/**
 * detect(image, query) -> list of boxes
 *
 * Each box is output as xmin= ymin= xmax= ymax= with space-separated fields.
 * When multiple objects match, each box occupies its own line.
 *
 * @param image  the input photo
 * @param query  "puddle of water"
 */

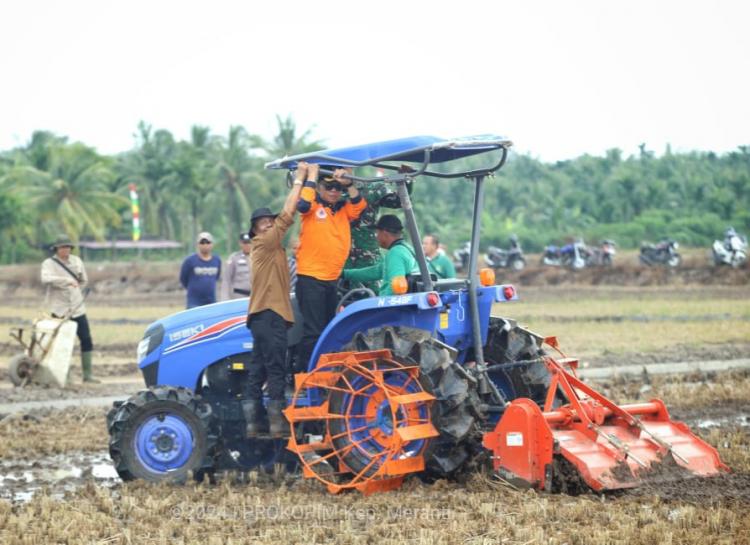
xmin=695 ymin=414 xmax=750 ymax=429
xmin=0 ymin=451 xmax=120 ymax=503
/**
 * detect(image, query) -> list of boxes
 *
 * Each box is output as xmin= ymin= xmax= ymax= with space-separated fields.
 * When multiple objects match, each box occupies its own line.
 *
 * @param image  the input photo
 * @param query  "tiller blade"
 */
xmin=483 ymin=353 xmax=728 ymax=492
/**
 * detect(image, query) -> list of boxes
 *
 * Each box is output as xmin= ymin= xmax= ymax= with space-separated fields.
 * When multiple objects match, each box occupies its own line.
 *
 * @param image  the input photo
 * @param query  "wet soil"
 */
xmin=0 ymin=451 xmax=119 ymax=502
xmin=670 ymin=404 xmax=750 ymax=430
xmin=0 ymin=379 xmax=140 ymax=405
xmin=623 ymin=470 xmax=750 ymax=505
xmin=585 ymin=342 xmax=750 ymax=368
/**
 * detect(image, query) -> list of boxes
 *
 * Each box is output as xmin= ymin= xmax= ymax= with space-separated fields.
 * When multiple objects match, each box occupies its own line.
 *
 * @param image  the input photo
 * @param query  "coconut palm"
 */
xmin=264 ymin=114 xmax=325 ymax=158
xmin=3 ymin=141 xmax=126 ymax=243
xmin=117 ymin=123 xmax=184 ymax=240
xmin=203 ymin=125 xmax=260 ymax=253
xmin=172 ymin=125 xmax=219 ymax=242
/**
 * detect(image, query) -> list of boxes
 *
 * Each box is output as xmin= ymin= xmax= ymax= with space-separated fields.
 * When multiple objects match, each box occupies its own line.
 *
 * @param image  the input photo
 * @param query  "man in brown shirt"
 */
xmin=243 ymin=162 xmax=308 ymax=438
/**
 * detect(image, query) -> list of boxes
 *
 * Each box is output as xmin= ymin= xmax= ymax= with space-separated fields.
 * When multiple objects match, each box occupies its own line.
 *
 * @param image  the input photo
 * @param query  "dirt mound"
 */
xmin=503 ymin=262 xmax=750 ymax=286
xmin=1 ymin=259 xmax=748 ymax=296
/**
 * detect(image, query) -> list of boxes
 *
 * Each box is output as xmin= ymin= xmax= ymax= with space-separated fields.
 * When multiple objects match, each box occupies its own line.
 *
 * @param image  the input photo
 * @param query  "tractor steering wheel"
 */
xmin=336 ymin=278 xmax=376 ymax=311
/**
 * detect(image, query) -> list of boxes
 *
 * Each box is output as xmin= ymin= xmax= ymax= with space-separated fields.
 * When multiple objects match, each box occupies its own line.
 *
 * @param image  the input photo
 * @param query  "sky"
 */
xmin=1 ymin=0 xmax=748 ymax=161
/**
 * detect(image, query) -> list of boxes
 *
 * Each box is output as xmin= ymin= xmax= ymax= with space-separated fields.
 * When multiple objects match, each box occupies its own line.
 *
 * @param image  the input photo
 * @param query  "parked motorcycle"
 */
xmin=453 ymin=241 xmax=471 ymax=273
xmin=587 ymin=239 xmax=617 ymax=267
xmin=541 ymin=240 xmax=590 ymax=270
xmin=484 ymin=244 xmax=526 ymax=271
xmin=640 ymin=240 xmax=681 ymax=267
xmin=712 ymin=228 xmax=748 ymax=268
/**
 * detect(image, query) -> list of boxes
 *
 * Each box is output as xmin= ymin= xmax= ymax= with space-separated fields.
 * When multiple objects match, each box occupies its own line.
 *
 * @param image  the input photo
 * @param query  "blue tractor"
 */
xmin=107 ymin=136 xmax=550 ymax=485
xmin=108 ymin=136 xmax=724 ymax=493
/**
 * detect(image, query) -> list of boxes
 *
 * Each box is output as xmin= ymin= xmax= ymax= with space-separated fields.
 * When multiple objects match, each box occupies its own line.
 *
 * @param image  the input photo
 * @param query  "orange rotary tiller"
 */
xmin=284 ymin=350 xmax=439 ymax=495
xmin=483 ymin=338 xmax=728 ymax=492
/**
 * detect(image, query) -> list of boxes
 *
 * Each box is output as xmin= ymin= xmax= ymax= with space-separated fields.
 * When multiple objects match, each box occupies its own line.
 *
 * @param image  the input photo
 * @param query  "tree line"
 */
xmin=1 ymin=119 xmax=748 ymax=264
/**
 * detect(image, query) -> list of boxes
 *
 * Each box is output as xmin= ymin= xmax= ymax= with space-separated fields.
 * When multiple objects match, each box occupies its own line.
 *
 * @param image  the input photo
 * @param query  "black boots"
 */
xmin=242 ymin=400 xmax=264 ymax=438
xmin=243 ymin=400 xmax=289 ymax=438
xmin=267 ymin=400 xmax=290 ymax=438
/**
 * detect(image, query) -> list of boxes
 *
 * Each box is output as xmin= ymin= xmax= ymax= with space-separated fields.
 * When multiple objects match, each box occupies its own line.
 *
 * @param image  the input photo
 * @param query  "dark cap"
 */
xmin=370 ymin=214 xmax=403 ymax=234
xmin=249 ymin=207 xmax=278 ymax=237
xmin=239 ymin=232 xmax=252 ymax=242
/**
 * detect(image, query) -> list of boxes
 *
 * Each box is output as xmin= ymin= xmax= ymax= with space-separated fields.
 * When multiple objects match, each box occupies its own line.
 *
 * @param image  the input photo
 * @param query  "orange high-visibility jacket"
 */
xmin=296 ymin=186 xmax=367 ymax=281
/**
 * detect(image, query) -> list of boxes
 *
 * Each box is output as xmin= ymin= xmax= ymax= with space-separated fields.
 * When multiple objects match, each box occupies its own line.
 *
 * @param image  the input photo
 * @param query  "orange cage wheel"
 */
xmin=284 ymin=350 xmax=439 ymax=494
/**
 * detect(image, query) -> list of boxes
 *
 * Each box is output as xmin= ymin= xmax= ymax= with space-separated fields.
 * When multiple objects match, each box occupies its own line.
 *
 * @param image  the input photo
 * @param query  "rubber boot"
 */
xmin=81 ymin=351 xmax=100 ymax=383
xmin=267 ymin=400 xmax=290 ymax=438
xmin=242 ymin=400 xmax=264 ymax=438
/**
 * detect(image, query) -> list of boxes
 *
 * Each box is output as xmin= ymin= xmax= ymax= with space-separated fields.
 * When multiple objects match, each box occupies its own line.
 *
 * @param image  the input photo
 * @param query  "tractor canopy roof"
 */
xmin=265 ymin=135 xmax=512 ymax=175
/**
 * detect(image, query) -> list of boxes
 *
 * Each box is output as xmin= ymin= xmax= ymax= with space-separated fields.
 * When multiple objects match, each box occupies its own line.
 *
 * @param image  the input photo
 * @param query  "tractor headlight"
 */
xmin=136 ymin=337 xmax=151 ymax=364
xmin=136 ymin=323 xmax=164 ymax=365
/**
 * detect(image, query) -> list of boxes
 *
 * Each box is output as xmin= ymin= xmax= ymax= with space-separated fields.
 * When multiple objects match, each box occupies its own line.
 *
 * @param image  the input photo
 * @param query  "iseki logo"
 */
xmin=169 ymin=324 xmax=205 ymax=343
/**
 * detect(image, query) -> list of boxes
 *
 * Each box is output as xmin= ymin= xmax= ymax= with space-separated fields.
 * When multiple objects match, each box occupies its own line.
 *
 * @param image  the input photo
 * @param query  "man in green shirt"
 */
xmin=342 ymin=215 xmax=418 ymax=296
xmin=423 ymin=234 xmax=456 ymax=279
xmin=345 ymin=178 xmax=411 ymax=292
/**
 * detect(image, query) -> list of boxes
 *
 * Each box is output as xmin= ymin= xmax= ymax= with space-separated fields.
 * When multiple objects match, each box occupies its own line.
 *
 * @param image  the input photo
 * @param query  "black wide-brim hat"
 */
xmin=249 ymin=207 xmax=278 ymax=237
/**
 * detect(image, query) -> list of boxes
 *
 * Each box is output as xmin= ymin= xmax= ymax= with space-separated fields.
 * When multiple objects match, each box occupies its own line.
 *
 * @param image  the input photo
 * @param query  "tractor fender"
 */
xmin=308 ymin=286 xmax=513 ymax=371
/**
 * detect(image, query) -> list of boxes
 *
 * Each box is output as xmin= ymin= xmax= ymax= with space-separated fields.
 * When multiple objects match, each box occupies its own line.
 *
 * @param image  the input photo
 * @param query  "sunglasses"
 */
xmin=199 ymin=240 xmax=212 ymax=245
xmin=323 ymin=182 xmax=344 ymax=192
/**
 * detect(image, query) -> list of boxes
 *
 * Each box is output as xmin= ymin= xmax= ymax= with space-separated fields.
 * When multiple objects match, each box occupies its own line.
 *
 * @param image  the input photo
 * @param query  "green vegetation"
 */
xmin=1 ymin=120 xmax=748 ymax=263
xmin=415 ymin=144 xmax=750 ymax=252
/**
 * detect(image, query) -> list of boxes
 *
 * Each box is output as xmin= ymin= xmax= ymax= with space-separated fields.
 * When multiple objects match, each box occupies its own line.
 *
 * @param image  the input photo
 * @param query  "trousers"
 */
xmin=295 ymin=274 xmax=338 ymax=372
xmin=245 ymin=309 xmax=287 ymax=401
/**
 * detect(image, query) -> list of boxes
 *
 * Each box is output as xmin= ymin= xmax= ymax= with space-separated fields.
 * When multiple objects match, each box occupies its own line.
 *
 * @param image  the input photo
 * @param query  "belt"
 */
xmin=234 ymin=288 xmax=250 ymax=296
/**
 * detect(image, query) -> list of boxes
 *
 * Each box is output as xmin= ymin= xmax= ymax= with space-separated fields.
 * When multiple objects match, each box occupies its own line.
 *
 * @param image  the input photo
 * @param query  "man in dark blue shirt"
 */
xmin=179 ymin=231 xmax=222 ymax=308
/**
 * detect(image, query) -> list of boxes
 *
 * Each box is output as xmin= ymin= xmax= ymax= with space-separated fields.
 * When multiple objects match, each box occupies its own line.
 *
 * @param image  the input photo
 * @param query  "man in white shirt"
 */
xmin=40 ymin=235 xmax=97 ymax=383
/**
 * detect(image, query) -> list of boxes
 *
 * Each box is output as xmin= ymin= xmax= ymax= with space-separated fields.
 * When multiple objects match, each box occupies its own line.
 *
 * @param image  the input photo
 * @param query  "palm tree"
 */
xmin=117 ymin=122 xmax=184 ymax=240
xmin=173 ymin=125 xmax=218 ymax=242
xmin=3 ymin=141 xmax=126 ymax=243
xmin=204 ymin=125 xmax=260 ymax=253
xmin=264 ymin=114 xmax=325 ymax=158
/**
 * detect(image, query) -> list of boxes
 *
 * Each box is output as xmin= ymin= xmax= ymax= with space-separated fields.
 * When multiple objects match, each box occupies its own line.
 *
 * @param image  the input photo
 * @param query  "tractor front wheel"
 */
xmin=108 ymin=386 xmax=216 ymax=483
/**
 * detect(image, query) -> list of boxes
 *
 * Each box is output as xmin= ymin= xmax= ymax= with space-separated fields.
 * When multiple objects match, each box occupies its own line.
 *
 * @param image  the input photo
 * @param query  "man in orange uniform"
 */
xmin=295 ymin=165 xmax=367 ymax=371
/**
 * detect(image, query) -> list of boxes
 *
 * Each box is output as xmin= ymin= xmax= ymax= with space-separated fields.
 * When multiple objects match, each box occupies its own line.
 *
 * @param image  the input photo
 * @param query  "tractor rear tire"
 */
xmin=343 ymin=327 xmax=482 ymax=478
xmin=326 ymin=355 xmax=433 ymax=479
xmin=484 ymin=316 xmax=561 ymax=409
xmin=8 ymin=354 xmax=36 ymax=387
xmin=108 ymin=386 xmax=216 ymax=483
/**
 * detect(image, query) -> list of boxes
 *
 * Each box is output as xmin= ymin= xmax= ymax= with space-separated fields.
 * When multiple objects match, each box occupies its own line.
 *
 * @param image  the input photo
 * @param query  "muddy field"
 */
xmin=0 ymin=267 xmax=748 ymax=544
xmin=0 ymin=370 xmax=748 ymax=544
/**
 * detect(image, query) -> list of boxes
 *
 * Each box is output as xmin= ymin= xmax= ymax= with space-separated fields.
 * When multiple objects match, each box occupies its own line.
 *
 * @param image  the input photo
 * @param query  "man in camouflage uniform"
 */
xmin=345 ymin=180 xmax=407 ymax=292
